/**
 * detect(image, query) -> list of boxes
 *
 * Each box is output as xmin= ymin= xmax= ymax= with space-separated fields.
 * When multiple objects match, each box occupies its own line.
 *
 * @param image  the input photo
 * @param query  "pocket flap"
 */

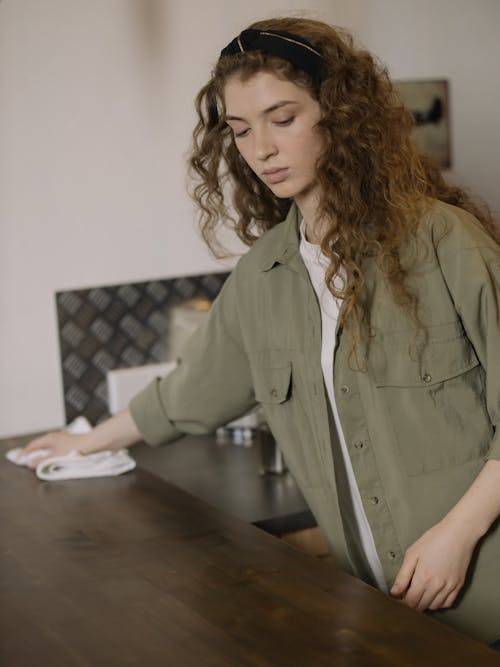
xmin=253 ymin=363 xmax=292 ymax=404
xmin=372 ymin=327 xmax=480 ymax=388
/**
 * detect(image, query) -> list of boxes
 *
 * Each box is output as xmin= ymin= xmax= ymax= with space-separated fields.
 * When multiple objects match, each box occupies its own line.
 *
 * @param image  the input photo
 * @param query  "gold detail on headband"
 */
xmin=260 ymin=31 xmax=323 ymax=58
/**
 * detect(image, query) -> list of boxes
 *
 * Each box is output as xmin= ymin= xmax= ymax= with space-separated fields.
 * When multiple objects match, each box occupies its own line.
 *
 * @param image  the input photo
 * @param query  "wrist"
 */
xmin=441 ymin=509 xmax=489 ymax=543
xmin=78 ymin=430 xmax=105 ymax=455
xmin=78 ymin=409 xmax=142 ymax=455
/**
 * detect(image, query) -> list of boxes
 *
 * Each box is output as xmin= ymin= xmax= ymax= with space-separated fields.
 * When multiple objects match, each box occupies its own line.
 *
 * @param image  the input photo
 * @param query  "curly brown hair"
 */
xmin=189 ymin=16 xmax=499 ymax=367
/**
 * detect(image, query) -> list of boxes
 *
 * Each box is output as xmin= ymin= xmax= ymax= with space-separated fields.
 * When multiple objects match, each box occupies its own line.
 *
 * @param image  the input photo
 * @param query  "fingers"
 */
xmin=22 ymin=433 xmax=54 ymax=454
xmin=440 ymin=588 xmax=460 ymax=609
xmin=398 ymin=578 xmax=462 ymax=612
xmin=16 ymin=431 xmax=84 ymax=470
xmin=425 ymin=585 xmax=460 ymax=610
xmin=13 ymin=433 xmax=58 ymax=469
xmin=390 ymin=553 xmax=417 ymax=597
xmin=392 ymin=557 xmax=448 ymax=611
xmin=26 ymin=452 xmax=51 ymax=470
xmin=411 ymin=580 xmax=446 ymax=612
xmin=413 ymin=587 xmax=459 ymax=611
xmin=397 ymin=577 xmax=427 ymax=610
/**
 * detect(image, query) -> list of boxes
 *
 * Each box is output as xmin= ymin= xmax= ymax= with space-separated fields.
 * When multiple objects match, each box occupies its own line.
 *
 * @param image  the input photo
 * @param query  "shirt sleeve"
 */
xmin=128 ymin=267 xmax=257 ymax=446
xmin=435 ymin=206 xmax=500 ymax=461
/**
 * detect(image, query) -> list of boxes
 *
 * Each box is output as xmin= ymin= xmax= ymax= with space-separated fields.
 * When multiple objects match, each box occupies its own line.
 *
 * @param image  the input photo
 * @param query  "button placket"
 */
xmin=334 ymin=333 xmax=403 ymax=581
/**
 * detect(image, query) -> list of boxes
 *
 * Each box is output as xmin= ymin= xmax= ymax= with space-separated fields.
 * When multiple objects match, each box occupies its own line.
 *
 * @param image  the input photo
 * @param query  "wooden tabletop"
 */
xmin=132 ymin=435 xmax=315 ymax=534
xmin=1 ymin=438 xmax=499 ymax=666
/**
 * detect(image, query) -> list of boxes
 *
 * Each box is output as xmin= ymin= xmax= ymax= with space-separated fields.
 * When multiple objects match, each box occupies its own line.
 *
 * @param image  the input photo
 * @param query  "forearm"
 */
xmin=442 ymin=458 xmax=500 ymax=539
xmin=79 ymin=409 xmax=143 ymax=454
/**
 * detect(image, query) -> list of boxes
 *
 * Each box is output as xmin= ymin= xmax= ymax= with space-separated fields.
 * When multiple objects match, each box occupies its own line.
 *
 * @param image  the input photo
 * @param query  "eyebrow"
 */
xmin=225 ymin=100 xmax=297 ymax=122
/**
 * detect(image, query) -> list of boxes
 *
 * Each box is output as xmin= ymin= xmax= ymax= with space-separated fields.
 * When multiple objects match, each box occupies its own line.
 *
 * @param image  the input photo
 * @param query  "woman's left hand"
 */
xmin=390 ymin=517 xmax=480 ymax=611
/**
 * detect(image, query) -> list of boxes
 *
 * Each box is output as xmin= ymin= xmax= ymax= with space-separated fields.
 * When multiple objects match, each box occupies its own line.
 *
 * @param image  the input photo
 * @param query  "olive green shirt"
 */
xmin=130 ymin=199 xmax=500 ymax=643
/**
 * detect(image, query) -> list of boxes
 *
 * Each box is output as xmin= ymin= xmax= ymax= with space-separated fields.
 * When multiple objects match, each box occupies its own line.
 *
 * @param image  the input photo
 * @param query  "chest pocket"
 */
xmin=253 ymin=363 xmax=292 ymax=405
xmin=371 ymin=322 xmax=492 ymax=476
xmin=249 ymin=356 xmax=326 ymax=488
xmin=372 ymin=323 xmax=479 ymax=388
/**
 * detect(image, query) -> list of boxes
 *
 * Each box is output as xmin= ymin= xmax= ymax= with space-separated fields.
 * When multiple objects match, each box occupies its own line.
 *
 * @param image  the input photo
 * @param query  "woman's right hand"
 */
xmin=16 ymin=430 xmax=93 ymax=469
xmin=15 ymin=409 xmax=143 ymax=471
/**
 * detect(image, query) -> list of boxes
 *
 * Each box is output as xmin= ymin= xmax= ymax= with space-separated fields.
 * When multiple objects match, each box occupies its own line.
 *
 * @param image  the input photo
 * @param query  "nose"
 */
xmin=254 ymin=127 xmax=277 ymax=161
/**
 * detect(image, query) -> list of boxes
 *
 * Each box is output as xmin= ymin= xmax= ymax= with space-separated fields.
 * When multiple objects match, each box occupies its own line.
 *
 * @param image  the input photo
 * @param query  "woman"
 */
xmin=18 ymin=17 xmax=500 ymax=647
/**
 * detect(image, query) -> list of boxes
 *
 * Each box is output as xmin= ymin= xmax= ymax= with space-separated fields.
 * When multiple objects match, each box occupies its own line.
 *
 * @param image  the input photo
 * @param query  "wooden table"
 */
xmin=132 ymin=435 xmax=315 ymax=535
xmin=1 ymin=436 xmax=499 ymax=666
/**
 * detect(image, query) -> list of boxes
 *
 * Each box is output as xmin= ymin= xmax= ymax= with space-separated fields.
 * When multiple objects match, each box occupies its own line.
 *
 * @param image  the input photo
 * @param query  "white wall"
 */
xmin=1 ymin=0 xmax=499 ymax=437
xmin=330 ymin=0 xmax=500 ymax=215
xmin=0 ymin=0 xmax=336 ymax=437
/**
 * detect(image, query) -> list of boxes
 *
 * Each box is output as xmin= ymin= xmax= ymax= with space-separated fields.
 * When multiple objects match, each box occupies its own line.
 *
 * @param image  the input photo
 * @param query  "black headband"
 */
xmin=219 ymin=29 xmax=326 ymax=82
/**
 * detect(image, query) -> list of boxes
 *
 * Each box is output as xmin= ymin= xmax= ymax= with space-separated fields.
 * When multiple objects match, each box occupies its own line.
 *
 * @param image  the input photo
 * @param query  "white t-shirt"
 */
xmin=299 ymin=219 xmax=387 ymax=592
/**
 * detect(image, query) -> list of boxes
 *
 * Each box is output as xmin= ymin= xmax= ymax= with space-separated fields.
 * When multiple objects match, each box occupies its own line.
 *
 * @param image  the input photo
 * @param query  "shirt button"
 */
xmin=422 ymin=374 xmax=432 ymax=383
xmin=354 ymin=441 xmax=364 ymax=449
xmin=370 ymin=496 xmax=379 ymax=505
xmin=270 ymin=387 xmax=278 ymax=398
xmin=340 ymin=385 xmax=350 ymax=394
xmin=387 ymin=551 xmax=397 ymax=560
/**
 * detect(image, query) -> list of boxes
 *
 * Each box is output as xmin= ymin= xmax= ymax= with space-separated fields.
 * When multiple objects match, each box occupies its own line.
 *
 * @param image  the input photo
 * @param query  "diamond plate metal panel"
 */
xmin=56 ymin=272 xmax=230 ymax=426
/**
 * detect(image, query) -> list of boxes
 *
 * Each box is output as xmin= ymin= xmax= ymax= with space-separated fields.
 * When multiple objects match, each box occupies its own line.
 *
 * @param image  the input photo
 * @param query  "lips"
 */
xmin=262 ymin=167 xmax=289 ymax=184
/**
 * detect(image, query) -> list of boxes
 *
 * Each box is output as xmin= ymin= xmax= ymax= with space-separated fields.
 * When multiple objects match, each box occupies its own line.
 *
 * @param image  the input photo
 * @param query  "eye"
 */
xmin=234 ymin=128 xmax=250 ymax=138
xmin=275 ymin=116 xmax=295 ymax=126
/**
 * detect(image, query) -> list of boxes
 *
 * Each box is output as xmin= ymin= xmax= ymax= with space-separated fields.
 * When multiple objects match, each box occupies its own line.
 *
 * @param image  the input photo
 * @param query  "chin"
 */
xmin=268 ymin=182 xmax=301 ymax=200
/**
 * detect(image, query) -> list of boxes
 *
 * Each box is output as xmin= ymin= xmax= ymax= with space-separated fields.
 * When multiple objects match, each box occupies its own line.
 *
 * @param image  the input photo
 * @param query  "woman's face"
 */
xmin=224 ymin=71 xmax=323 ymax=208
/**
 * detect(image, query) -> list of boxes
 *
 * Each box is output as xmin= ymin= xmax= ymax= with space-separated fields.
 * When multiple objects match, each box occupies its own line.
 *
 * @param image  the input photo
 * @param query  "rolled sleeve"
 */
xmin=128 ymin=267 xmax=257 ymax=446
xmin=129 ymin=377 xmax=184 ymax=446
xmin=488 ymin=426 xmax=500 ymax=461
xmin=435 ymin=207 xmax=500 ymax=461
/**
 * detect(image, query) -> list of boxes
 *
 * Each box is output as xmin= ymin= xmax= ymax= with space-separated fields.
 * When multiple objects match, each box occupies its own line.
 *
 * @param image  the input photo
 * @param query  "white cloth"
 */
xmin=6 ymin=416 xmax=136 ymax=481
xmin=299 ymin=220 xmax=387 ymax=592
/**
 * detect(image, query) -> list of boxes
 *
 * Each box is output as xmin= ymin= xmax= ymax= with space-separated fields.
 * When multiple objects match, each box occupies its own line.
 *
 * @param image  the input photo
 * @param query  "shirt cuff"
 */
xmin=128 ymin=378 xmax=184 ymax=447
xmin=486 ymin=427 xmax=500 ymax=462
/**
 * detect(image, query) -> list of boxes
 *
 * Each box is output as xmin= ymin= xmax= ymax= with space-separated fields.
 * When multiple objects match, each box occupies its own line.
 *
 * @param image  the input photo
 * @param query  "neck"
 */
xmin=294 ymin=188 xmax=335 ymax=244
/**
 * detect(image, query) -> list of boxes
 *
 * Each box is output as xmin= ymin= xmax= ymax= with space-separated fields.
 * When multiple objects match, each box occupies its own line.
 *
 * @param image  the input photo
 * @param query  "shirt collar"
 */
xmin=258 ymin=202 xmax=303 ymax=272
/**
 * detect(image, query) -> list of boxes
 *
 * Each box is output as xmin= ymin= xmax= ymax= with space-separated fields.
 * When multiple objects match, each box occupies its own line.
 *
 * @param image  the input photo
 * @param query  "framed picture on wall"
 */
xmin=394 ymin=79 xmax=451 ymax=169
